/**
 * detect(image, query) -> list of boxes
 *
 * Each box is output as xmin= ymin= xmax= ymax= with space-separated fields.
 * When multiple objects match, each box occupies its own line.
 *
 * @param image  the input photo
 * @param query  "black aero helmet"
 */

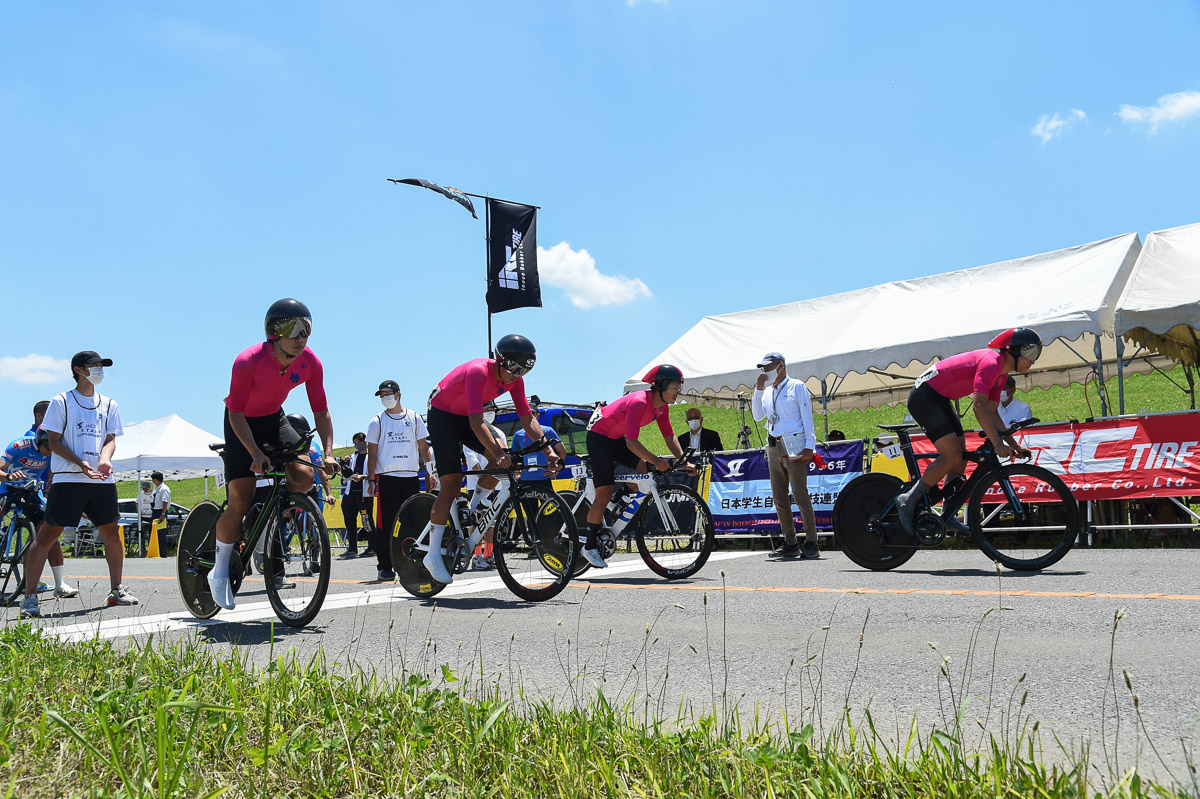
xmin=34 ymin=429 xmax=49 ymax=449
xmin=286 ymin=413 xmax=312 ymax=436
xmin=642 ymin=364 xmax=684 ymax=394
xmin=265 ymin=298 xmax=312 ymax=341
xmin=988 ymin=327 xmax=1043 ymax=363
xmin=495 ymin=334 xmax=536 ymax=377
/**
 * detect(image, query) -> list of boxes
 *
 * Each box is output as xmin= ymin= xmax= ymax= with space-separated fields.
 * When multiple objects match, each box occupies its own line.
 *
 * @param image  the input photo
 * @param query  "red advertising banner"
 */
xmin=909 ymin=411 xmax=1200 ymax=501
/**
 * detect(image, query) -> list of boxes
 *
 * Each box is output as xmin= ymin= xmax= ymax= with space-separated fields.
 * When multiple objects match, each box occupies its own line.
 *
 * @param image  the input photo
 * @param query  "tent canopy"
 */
xmin=628 ymin=232 xmax=1173 ymax=411
xmin=1116 ymin=222 xmax=1200 ymax=367
xmin=111 ymin=414 xmax=223 ymax=482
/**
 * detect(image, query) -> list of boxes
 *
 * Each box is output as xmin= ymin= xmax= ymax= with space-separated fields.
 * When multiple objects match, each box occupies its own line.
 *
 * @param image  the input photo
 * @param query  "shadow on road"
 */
xmin=197 ymin=620 xmax=325 ymax=646
xmin=838 ymin=567 xmax=1089 ymax=578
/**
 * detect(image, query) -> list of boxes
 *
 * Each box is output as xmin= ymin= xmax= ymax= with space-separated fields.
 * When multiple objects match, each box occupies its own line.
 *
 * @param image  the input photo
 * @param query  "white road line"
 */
xmin=44 ymin=550 xmax=759 ymax=643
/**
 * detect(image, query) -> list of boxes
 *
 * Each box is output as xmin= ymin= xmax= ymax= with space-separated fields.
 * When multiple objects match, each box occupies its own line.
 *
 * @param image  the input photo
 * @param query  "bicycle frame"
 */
xmin=410 ymin=476 xmax=516 ymax=556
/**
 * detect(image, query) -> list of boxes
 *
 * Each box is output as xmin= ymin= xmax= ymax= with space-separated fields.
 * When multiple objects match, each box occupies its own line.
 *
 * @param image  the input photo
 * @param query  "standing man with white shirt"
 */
xmin=367 ymin=380 xmax=437 ymax=582
xmin=751 ymin=352 xmax=820 ymax=559
xmin=22 ymin=351 xmax=138 ymax=618
xmin=997 ymin=376 xmax=1033 ymax=429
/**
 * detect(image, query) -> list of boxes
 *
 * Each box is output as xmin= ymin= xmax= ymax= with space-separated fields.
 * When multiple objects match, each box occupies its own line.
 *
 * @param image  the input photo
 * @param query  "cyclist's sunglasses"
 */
xmin=504 ymin=360 xmax=534 ymax=377
xmin=1019 ymin=344 xmax=1043 ymax=363
xmin=269 ymin=317 xmax=312 ymax=340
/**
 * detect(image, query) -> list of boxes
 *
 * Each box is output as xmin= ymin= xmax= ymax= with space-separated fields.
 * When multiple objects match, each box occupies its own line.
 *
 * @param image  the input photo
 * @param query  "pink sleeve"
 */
xmin=656 ymin=406 xmax=674 ymax=441
xmin=972 ymin=353 xmax=1001 ymax=397
xmin=305 ymin=351 xmax=329 ymax=413
xmin=508 ymin=377 xmax=531 ymax=417
xmin=464 ymin=361 xmax=487 ymax=415
xmin=625 ymin=394 xmax=648 ymax=441
xmin=225 ymin=350 xmax=255 ymax=413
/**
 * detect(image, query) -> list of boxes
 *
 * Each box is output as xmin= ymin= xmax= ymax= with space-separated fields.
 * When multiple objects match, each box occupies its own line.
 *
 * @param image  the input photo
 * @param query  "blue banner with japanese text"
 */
xmin=707 ymin=441 xmax=864 ymax=533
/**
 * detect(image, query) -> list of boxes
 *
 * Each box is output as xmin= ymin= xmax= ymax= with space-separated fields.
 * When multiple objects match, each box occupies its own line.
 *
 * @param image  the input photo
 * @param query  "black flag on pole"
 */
xmin=388 ymin=177 xmax=478 ymax=219
xmin=486 ymin=199 xmax=541 ymax=313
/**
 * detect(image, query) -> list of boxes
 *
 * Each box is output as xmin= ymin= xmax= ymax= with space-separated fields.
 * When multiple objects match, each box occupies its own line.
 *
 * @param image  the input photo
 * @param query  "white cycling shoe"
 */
xmin=422 ymin=551 xmax=455 ymax=584
xmin=580 ymin=547 xmax=609 ymax=569
xmin=206 ymin=570 xmax=236 ymax=610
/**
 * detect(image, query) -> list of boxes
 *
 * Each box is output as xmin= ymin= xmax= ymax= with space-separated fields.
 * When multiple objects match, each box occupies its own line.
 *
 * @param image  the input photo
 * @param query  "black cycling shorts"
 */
xmin=906 ymin=382 xmax=965 ymax=443
xmin=426 ymin=406 xmax=486 ymax=479
xmin=586 ymin=431 xmax=641 ymax=488
xmin=222 ymin=408 xmax=301 ymax=483
xmin=45 ymin=482 xmax=119 ymax=529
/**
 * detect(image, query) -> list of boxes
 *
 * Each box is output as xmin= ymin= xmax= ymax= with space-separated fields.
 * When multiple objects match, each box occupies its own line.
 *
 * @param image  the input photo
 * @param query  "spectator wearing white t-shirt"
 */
xmin=150 ymin=471 xmax=172 ymax=525
xmin=998 ymin=376 xmax=1033 ymax=429
xmin=367 ymin=380 xmax=437 ymax=581
xmin=21 ymin=351 xmax=139 ymax=619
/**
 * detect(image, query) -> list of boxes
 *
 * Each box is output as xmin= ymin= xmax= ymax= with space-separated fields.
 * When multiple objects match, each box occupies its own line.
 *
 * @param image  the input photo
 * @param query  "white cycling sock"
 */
xmin=51 ymin=565 xmax=66 ymax=588
xmin=428 ymin=523 xmax=446 ymax=554
xmin=213 ymin=540 xmax=234 ymax=579
xmin=468 ymin=489 xmax=493 ymax=512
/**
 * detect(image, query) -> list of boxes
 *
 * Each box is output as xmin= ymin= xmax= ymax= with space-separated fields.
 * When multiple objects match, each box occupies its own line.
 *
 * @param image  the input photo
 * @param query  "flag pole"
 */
xmin=485 ymin=198 xmax=493 ymax=357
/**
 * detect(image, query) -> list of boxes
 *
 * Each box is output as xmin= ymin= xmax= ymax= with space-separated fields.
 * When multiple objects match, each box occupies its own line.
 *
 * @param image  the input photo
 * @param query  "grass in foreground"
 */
xmin=0 ymin=620 xmax=1193 ymax=799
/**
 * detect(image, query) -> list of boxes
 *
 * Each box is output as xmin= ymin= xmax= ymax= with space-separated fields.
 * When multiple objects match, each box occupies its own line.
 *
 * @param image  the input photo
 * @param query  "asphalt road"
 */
xmin=8 ymin=545 xmax=1199 ymax=784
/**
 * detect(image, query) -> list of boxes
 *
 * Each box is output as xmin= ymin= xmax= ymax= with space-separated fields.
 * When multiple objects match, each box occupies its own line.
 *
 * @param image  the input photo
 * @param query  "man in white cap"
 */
xmin=752 ymin=351 xmax=820 ymax=559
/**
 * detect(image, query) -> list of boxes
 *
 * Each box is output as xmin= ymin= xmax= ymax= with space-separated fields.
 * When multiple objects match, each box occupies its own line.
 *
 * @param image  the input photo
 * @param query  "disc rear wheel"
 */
xmin=832 ymin=473 xmax=918 ymax=571
xmin=390 ymin=492 xmax=446 ymax=599
xmin=176 ymin=500 xmax=223 ymax=619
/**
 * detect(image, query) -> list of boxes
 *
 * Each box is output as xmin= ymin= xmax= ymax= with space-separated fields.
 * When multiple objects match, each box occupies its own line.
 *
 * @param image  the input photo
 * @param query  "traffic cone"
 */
xmin=147 ymin=520 xmax=161 ymax=558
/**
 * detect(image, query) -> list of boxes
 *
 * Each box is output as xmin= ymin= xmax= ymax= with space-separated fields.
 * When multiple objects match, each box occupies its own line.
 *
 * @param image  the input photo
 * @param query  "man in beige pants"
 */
xmin=751 ymin=352 xmax=819 ymax=559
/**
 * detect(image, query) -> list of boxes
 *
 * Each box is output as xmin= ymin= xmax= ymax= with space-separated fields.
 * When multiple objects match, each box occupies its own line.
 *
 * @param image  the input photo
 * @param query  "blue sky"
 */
xmin=3 ymin=1 xmax=1199 ymax=445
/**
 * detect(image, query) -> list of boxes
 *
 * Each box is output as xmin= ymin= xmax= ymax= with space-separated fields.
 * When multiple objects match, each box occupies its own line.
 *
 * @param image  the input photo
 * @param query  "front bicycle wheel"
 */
xmin=493 ymin=486 xmax=577 ymax=602
xmin=832 ymin=473 xmax=918 ymax=571
xmin=967 ymin=464 xmax=1080 ymax=571
xmin=262 ymin=493 xmax=331 ymax=627
xmin=390 ymin=492 xmax=446 ymax=599
xmin=0 ymin=520 xmax=35 ymax=604
xmin=634 ymin=484 xmax=715 ymax=579
xmin=176 ymin=500 xmax=223 ymax=619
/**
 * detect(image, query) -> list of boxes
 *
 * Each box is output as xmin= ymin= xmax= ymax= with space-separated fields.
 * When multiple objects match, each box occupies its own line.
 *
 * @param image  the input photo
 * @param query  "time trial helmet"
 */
xmin=265 ymin=298 xmax=312 ymax=341
xmin=495 ymin=334 xmax=537 ymax=377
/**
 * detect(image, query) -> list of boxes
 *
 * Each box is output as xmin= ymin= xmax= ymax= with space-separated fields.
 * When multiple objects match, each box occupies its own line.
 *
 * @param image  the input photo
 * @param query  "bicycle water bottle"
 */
xmin=455 ymin=497 xmax=471 ymax=529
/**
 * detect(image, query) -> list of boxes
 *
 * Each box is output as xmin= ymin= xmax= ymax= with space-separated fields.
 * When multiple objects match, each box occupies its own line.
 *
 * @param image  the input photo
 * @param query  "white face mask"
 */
xmin=86 ymin=366 xmax=104 ymax=386
xmin=483 ymin=411 xmax=496 ymax=425
xmin=763 ymin=366 xmax=780 ymax=383
xmin=381 ymin=395 xmax=398 ymax=410
xmin=1000 ymin=391 xmax=1011 ymax=403
xmin=688 ymin=419 xmax=702 ymax=432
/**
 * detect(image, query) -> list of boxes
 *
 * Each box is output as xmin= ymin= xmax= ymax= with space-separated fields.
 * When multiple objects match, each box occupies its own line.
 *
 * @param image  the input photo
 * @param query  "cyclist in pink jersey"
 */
xmin=208 ymin=298 xmax=337 ymax=610
xmin=581 ymin=365 xmax=696 ymax=569
xmin=895 ymin=328 xmax=1041 ymax=535
xmin=420 ymin=334 xmax=559 ymax=584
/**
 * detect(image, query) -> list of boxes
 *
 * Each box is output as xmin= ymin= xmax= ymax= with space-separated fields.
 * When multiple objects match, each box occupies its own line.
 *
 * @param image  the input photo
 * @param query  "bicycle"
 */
xmin=389 ymin=437 xmax=578 ymax=602
xmin=556 ymin=451 xmax=716 ymax=580
xmin=177 ymin=434 xmax=331 ymax=627
xmin=833 ymin=418 xmax=1081 ymax=571
xmin=0 ymin=482 xmax=45 ymax=605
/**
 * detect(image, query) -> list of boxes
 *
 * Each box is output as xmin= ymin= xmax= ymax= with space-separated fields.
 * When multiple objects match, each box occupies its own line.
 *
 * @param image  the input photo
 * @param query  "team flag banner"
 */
xmin=388 ymin=177 xmax=478 ymax=219
xmin=708 ymin=441 xmax=865 ymax=533
xmin=909 ymin=412 xmax=1200 ymax=501
xmin=486 ymin=199 xmax=541 ymax=314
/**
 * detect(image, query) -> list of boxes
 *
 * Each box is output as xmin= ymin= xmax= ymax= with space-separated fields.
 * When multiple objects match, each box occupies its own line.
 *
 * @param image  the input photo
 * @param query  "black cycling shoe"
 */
xmin=944 ymin=517 xmax=973 ymax=539
xmin=770 ymin=541 xmax=801 ymax=557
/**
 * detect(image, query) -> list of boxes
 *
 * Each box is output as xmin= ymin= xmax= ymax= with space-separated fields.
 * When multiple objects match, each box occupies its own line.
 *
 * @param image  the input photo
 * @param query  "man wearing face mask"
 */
xmin=367 ymin=380 xmax=436 ymax=582
xmin=22 ymin=351 xmax=136 ymax=619
xmin=997 ymin=376 xmax=1033 ymax=429
xmin=677 ymin=408 xmax=723 ymax=454
xmin=752 ymin=352 xmax=820 ymax=560
xmin=338 ymin=432 xmax=370 ymax=558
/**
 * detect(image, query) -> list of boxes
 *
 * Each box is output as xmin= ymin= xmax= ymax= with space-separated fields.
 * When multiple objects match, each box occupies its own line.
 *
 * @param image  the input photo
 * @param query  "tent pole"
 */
xmin=205 ymin=474 xmax=209 ymax=500
xmin=820 ymin=378 xmax=829 ymax=440
xmin=1187 ymin=366 xmax=1196 ymax=410
xmin=1093 ymin=337 xmax=1109 ymax=417
xmin=1115 ymin=336 xmax=1126 ymax=415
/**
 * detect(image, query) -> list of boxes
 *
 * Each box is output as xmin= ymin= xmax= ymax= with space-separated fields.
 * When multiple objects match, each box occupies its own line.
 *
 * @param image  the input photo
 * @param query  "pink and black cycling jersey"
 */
xmin=589 ymin=390 xmax=674 ymax=441
xmin=224 ymin=342 xmax=329 ymax=417
xmin=917 ymin=349 xmax=1007 ymax=402
xmin=430 ymin=358 xmax=531 ymax=417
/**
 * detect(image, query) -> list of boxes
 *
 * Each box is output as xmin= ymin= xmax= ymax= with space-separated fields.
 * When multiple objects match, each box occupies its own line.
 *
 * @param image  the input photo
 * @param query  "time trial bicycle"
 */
xmin=390 ymin=437 xmax=578 ymax=602
xmin=177 ymin=434 xmax=331 ymax=627
xmin=833 ymin=418 xmax=1081 ymax=571
xmin=556 ymin=451 xmax=715 ymax=580
xmin=0 ymin=481 xmax=46 ymax=605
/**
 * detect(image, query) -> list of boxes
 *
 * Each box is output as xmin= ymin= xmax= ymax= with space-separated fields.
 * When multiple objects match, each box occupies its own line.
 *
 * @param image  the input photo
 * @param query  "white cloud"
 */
xmin=0 ymin=354 xmax=70 ymax=384
xmin=537 ymin=242 xmax=652 ymax=309
xmin=1030 ymin=108 xmax=1086 ymax=145
xmin=1118 ymin=90 xmax=1200 ymax=133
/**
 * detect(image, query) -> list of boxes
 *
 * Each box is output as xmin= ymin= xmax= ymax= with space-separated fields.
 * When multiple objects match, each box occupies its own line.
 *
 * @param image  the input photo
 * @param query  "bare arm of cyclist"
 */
xmin=314 ymin=411 xmax=337 ymax=475
xmin=626 ymin=437 xmax=670 ymax=472
xmin=470 ymin=412 xmax=511 ymax=468
xmin=972 ymin=393 xmax=1013 ymax=458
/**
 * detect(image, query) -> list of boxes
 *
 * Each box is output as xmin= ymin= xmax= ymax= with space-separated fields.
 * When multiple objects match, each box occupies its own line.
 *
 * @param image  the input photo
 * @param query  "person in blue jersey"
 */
xmin=0 ymin=430 xmax=78 ymax=598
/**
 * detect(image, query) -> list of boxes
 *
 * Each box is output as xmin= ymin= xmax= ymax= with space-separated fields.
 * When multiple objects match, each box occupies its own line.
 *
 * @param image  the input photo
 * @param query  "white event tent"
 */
xmin=1114 ymin=221 xmax=1200 ymax=413
xmin=628 ymin=232 xmax=1176 ymax=416
xmin=110 ymin=414 xmax=224 ymax=483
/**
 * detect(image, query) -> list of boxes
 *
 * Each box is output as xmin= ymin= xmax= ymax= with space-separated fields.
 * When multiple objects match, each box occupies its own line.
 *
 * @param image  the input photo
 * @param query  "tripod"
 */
xmin=734 ymin=393 xmax=757 ymax=450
